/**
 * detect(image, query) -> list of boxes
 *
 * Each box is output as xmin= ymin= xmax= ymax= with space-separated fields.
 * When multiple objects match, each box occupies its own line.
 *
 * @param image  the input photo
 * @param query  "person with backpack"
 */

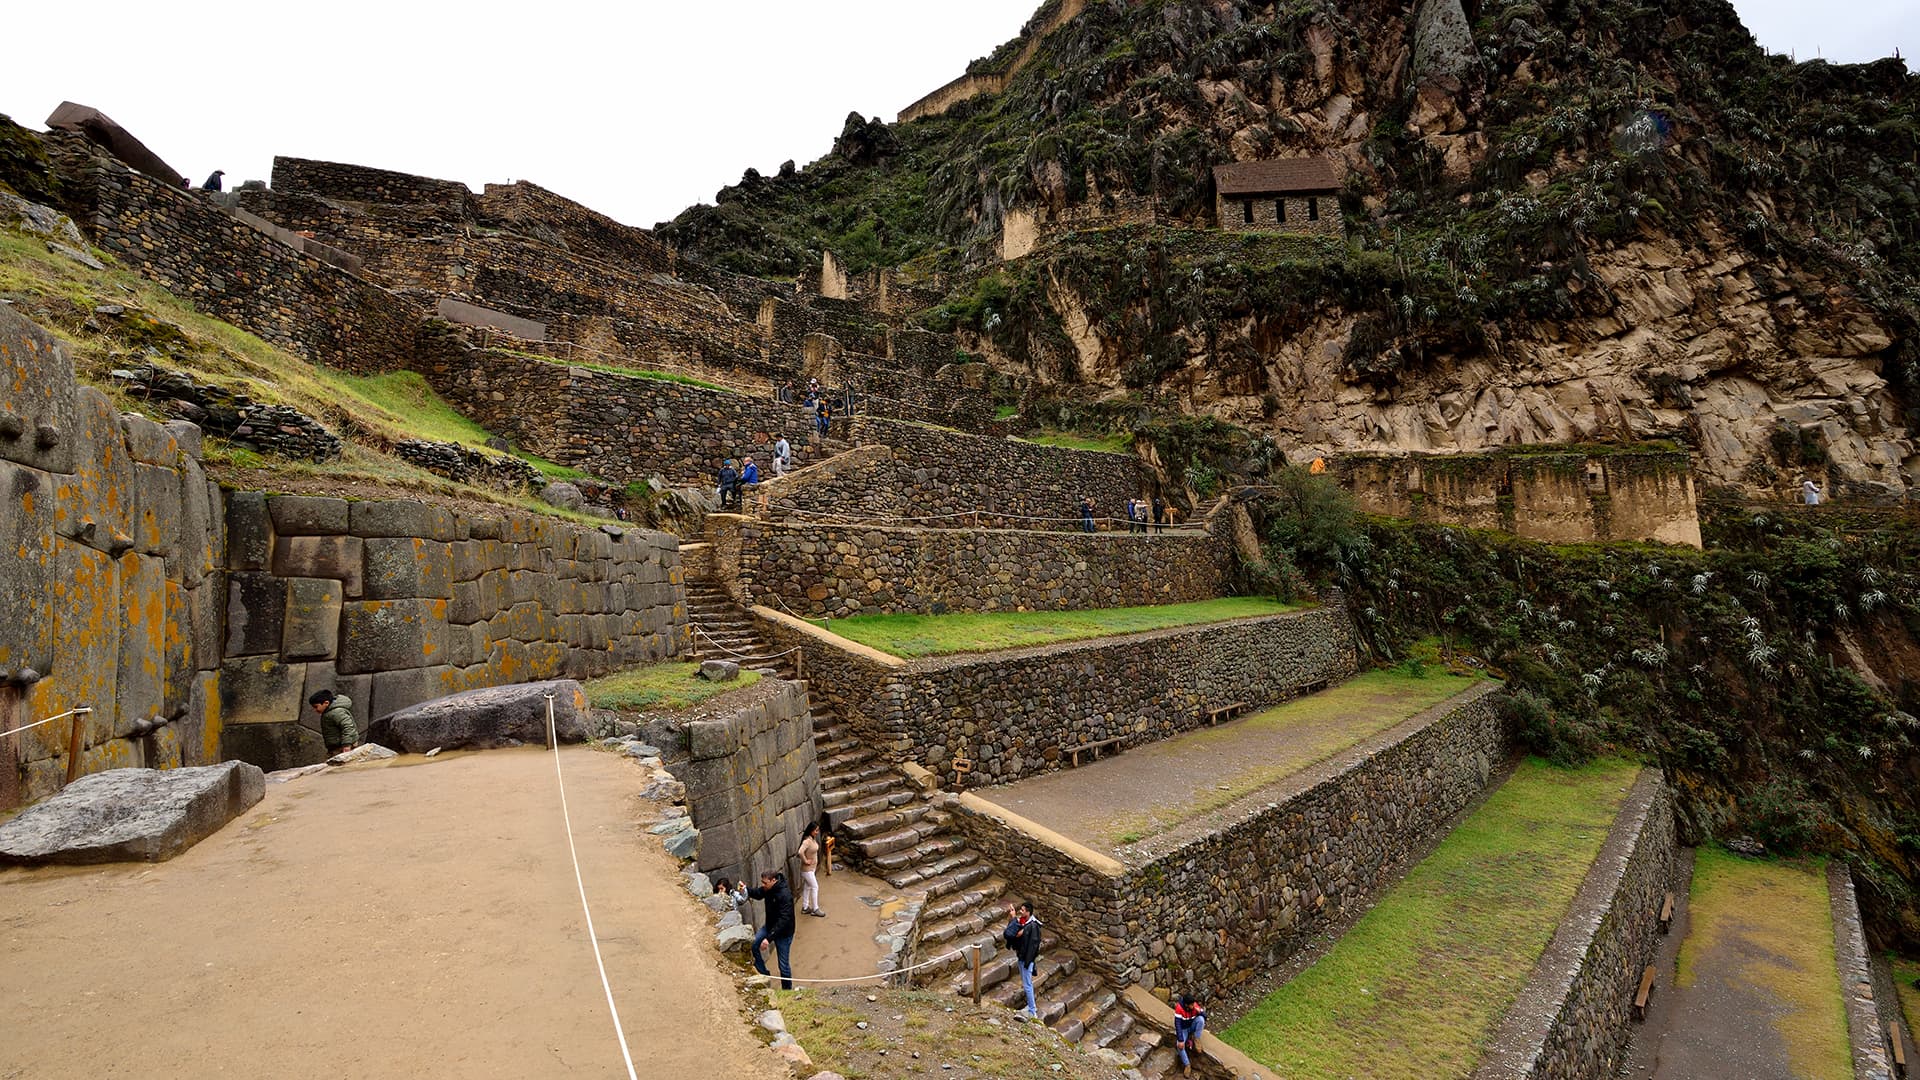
xmin=747 ymin=869 xmax=796 ymax=989
xmin=1003 ymin=902 xmax=1043 ymax=1019
xmin=1173 ymin=993 xmax=1207 ymax=1074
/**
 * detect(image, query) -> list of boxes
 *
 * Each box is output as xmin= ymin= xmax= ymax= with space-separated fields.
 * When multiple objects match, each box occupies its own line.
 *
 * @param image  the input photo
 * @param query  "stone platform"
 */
xmin=0 ymin=762 xmax=264 ymax=864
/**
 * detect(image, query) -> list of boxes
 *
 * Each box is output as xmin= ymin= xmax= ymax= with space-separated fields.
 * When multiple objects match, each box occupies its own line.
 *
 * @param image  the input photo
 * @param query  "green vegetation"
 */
xmin=1015 ymin=429 xmax=1132 ymax=454
xmin=325 ymin=371 xmax=585 ymax=478
xmin=817 ymin=597 xmax=1299 ymax=659
xmin=1890 ymin=953 xmax=1920 ymax=1045
xmin=773 ymin=986 xmax=1113 ymax=1079
xmin=583 ymin=662 xmax=760 ymax=713
xmin=1224 ymin=757 xmax=1640 ymax=1079
xmin=1103 ymin=665 xmax=1483 ymax=845
xmin=1680 ymin=848 xmax=1851 ymax=1080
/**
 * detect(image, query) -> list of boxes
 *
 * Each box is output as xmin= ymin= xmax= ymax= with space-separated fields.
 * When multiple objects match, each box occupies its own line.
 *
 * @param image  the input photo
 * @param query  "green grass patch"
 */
xmin=1015 ymin=429 xmax=1132 ymax=454
xmin=1891 ymin=954 xmax=1920 ymax=1051
xmin=583 ymin=662 xmax=760 ymax=712
xmin=1101 ymin=667 xmax=1483 ymax=845
xmin=503 ymin=348 xmax=731 ymax=392
xmin=1223 ymin=757 xmax=1640 ymax=1079
xmin=1681 ymin=848 xmax=1850 ymax=1080
xmin=818 ymin=597 xmax=1299 ymax=659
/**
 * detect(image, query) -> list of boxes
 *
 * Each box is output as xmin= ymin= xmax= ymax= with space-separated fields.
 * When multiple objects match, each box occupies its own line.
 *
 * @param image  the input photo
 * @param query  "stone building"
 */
xmin=1211 ymin=157 xmax=1343 ymax=238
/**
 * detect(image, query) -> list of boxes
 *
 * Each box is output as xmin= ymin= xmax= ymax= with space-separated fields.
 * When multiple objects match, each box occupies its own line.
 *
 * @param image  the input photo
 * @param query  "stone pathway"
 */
xmin=977 ymin=672 xmax=1486 ymax=853
xmin=0 ymin=747 xmax=786 ymax=1080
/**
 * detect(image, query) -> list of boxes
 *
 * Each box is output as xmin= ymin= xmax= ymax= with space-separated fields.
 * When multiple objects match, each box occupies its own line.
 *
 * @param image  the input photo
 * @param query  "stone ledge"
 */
xmin=751 ymin=605 xmax=907 ymax=668
xmin=1830 ymin=862 xmax=1896 ymax=1080
xmin=953 ymin=792 xmax=1126 ymax=878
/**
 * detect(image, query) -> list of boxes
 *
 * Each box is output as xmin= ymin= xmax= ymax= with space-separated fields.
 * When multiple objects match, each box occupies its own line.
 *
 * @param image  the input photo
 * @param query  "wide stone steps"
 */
xmin=918 ymin=876 xmax=1007 ymax=924
xmin=826 ymin=789 xmax=915 ymax=829
xmin=840 ymin=801 xmax=933 ymax=840
xmin=822 ymin=775 xmax=903 ymax=809
xmin=989 ymin=954 xmax=1077 ymax=1011
xmin=818 ymin=747 xmax=880 ymax=774
xmin=1085 ymin=1004 xmax=1136 ymax=1050
xmin=1046 ymin=973 xmax=1110 ymax=1038
xmin=682 ymin=580 xmax=795 ymax=678
xmin=852 ymin=816 xmax=947 ymax=858
xmin=820 ymin=760 xmax=896 ymax=792
xmin=1136 ymin=1045 xmax=1178 ymax=1077
xmin=913 ymin=858 xmax=992 ymax=899
xmin=874 ymin=835 xmax=971 ymax=876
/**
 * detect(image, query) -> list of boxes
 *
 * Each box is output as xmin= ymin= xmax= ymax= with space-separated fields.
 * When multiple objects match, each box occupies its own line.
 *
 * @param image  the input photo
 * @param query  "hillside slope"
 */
xmin=662 ymin=0 xmax=1918 ymax=500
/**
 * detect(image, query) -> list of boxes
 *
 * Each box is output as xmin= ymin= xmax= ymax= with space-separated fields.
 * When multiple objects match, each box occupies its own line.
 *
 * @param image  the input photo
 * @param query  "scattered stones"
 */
xmin=0 ymin=763 xmax=265 ymax=865
xmin=758 ymin=1009 xmax=787 ymax=1034
xmin=326 ymin=743 xmax=398 ymax=766
xmin=1725 ymin=836 xmax=1766 ymax=858
xmin=367 ymin=680 xmax=591 ymax=752
xmin=716 ymin=924 xmax=755 ymax=952
xmin=684 ymin=870 xmax=712 ymax=897
xmin=109 ymin=365 xmax=342 ymax=461
xmin=394 ymin=438 xmax=542 ymax=493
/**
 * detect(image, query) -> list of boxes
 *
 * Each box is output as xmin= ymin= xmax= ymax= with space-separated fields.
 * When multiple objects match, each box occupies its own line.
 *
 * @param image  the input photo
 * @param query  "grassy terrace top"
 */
xmin=583 ymin=662 xmax=761 ymax=713
xmin=979 ymin=667 xmax=1484 ymax=852
xmin=814 ymin=597 xmax=1299 ymax=659
xmin=1223 ymin=756 xmax=1641 ymax=1080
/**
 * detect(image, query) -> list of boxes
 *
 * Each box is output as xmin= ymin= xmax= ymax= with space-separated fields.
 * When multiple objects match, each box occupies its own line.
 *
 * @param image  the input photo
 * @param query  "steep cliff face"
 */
xmin=662 ymin=0 xmax=1919 ymax=500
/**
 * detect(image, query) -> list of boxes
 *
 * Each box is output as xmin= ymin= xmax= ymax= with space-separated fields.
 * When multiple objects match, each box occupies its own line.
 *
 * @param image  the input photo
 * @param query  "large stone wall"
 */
xmin=755 ymin=604 xmax=1359 ymax=785
xmin=1472 ymin=769 xmax=1676 ymax=1080
xmin=220 ymin=493 xmax=687 ymax=771
xmin=948 ymin=681 xmax=1508 ymax=994
xmin=1 ymin=306 xmax=224 ymax=807
xmin=1338 ymin=449 xmax=1703 ymax=548
xmin=45 ymin=134 xmax=427 ymax=377
xmin=649 ymin=678 xmax=822 ymax=888
xmin=737 ymin=520 xmax=1232 ymax=617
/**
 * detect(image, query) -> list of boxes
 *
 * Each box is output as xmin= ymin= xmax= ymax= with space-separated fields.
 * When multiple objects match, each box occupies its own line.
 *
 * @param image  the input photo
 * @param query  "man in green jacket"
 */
xmin=309 ymin=690 xmax=358 ymax=756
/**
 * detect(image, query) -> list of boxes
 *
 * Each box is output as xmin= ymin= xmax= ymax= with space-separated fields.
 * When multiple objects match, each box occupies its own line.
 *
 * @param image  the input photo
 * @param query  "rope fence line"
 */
xmin=544 ymin=693 xmax=642 ymax=1080
xmin=0 ymin=707 xmax=91 ymax=741
xmin=755 ymin=942 xmax=980 ymax=987
xmin=763 ymin=501 xmax=1209 ymax=533
xmin=688 ymin=623 xmax=803 ymax=663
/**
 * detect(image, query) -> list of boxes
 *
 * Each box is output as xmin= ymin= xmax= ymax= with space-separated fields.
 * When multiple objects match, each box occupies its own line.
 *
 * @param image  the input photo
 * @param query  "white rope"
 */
xmin=0 ymin=707 xmax=90 ymax=740
xmin=689 ymin=623 xmax=802 ymax=662
xmin=546 ymin=694 xmax=641 ymax=1080
xmin=761 ymin=942 xmax=980 ymax=986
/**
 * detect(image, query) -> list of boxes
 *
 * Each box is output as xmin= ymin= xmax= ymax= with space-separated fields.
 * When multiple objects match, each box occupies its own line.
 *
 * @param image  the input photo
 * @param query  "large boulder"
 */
xmin=366 ymin=680 xmax=590 ymax=753
xmin=0 ymin=762 xmax=265 ymax=865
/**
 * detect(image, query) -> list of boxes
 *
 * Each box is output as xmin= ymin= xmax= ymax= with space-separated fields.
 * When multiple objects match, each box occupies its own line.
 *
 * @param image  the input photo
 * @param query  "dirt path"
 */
xmin=978 ymin=672 xmax=1483 ymax=851
xmin=785 ymin=865 xmax=894 ymax=982
xmin=0 ymin=748 xmax=787 ymax=1080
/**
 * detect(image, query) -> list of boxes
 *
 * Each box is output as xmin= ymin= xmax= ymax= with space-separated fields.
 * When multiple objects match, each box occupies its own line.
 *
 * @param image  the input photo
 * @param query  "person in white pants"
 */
xmin=798 ymin=821 xmax=825 ymax=917
xmin=774 ymin=436 xmax=791 ymax=479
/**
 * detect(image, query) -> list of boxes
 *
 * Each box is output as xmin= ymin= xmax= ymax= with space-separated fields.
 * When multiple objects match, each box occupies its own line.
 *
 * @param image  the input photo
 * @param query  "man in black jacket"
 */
xmin=748 ymin=870 xmax=796 ymax=989
xmin=1004 ymin=901 xmax=1043 ymax=1019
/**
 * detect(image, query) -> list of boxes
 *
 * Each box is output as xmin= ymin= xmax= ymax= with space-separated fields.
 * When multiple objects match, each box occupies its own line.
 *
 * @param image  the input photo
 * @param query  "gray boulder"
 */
xmin=698 ymin=659 xmax=741 ymax=682
xmin=366 ymin=680 xmax=590 ymax=753
xmin=539 ymin=481 xmax=584 ymax=511
xmin=0 ymin=762 xmax=265 ymax=865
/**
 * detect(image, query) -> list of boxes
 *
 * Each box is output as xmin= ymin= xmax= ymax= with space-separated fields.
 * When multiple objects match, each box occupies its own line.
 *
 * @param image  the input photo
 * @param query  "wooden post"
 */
xmin=823 ymin=836 xmax=835 ymax=877
xmin=65 ymin=709 xmax=87 ymax=786
xmin=971 ymin=944 xmax=983 ymax=1006
xmin=0 ymin=687 xmax=19 ymax=812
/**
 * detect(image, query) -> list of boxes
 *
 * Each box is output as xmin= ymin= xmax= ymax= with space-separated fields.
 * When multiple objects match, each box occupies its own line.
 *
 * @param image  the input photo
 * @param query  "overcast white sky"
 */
xmin=1 ymin=1 xmax=1913 ymax=230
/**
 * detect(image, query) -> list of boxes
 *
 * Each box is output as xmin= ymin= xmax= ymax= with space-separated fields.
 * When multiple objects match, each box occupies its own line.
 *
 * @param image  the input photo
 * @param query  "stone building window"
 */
xmin=1307 ymin=197 xmax=1320 ymax=221
xmin=1242 ymin=200 xmax=1254 ymax=224
xmin=1276 ymin=199 xmax=1287 ymax=223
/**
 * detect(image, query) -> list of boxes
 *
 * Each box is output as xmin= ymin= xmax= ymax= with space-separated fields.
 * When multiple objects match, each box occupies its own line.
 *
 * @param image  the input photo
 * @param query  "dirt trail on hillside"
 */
xmin=0 ymin=748 xmax=786 ymax=1080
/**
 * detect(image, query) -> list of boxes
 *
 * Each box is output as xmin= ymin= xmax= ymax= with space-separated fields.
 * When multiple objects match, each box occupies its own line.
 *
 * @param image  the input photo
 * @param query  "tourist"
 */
xmin=797 ymin=821 xmax=825 ymax=917
xmin=773 ymin=435 xmax=792 ymax=479
xmin=1003 ymin=902 xmax=1043 ymax=1019
xmin=747 ymin=869 xmax=796 ymax=989
xmin=1173 ymin=993 xmax=1207 ymax=1073
xmin=817 ymin=400 xmax=833 ymax=440
xmin=779 ymin=380 xmax=795 ymax=404
xmin=1080 ymin=496 xmax=1096 ymax=533
xmin=717 ymin=459 xmax=739 ymax=509
xmin=1802 ymin=478 xmax=1823 ymax=506
xmin=714 ymin=877 xmax=749 ymax=922
xmin=201 ymin=169 xmax=225 ymax=192
xmin=308 ymin=689 xmax=358 ymax=757
xmin=1153 ymin=496 xmax=1168 ymax=534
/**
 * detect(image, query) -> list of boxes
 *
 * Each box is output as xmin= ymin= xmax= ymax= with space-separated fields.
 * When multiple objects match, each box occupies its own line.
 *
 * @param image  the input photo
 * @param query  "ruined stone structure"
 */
xmin=897 ymin=0 xmax=1091 ymax=122
xmin=1336 ymin=448 xmax=1704 ymax=548
xmin=998 ymin=193 xmax=1166 ymax=261
xmin=1211 ymin=158 xmax=1344 ymax=238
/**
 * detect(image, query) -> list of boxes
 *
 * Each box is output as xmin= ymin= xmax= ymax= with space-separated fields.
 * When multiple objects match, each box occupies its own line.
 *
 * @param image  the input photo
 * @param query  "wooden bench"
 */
xmin=1633 ymin=965 xmax=1657 ymax=1021
xmin=1659 ymin=890 xmax=1675 ymax=935
xmin=1068 ymin=737 xmax=1124 ymax=768
xmin=1892 ymin=1020 xmax=1909 ymax=1075
xmin=1205 ymin=702 xmax=1249 ymax=726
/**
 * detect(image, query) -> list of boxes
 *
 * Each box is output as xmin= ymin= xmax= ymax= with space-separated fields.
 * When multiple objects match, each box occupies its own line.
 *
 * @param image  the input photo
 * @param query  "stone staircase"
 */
xmin=811 ymin=717 xmax=1173 ymax=1076
xmin=683 ymin=579 xmax=796 ymax=678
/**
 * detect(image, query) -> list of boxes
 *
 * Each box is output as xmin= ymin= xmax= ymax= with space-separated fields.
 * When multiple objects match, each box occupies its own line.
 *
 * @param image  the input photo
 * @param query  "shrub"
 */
xmin=1501 ymin=688 xmax=1604 ymax=766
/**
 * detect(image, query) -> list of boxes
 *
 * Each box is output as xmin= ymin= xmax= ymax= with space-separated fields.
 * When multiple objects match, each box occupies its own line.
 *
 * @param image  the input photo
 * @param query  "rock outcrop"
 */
xmin=366 ymin=680 xmax=591 ymax=753
xmin=0 ymin=762 xmax=265 ymax=864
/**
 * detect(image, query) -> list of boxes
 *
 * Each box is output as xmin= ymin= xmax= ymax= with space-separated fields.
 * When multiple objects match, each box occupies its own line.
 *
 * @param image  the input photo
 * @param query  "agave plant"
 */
xmin=1691 ymin=573 xmax=1712 ymax=595
xmin=1631 ymin=645 xmax=1668 ymax=669
xmin=1746 ymin=570 xmax=1769 ymax=589
xmin=1861 ymin=589 xmax=1888 ymax=612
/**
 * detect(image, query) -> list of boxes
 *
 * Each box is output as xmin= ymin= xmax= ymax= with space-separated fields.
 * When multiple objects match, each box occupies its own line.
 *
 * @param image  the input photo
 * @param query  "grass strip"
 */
xmin=1679 ymin=847 xmax=1851 ymax=1080
xmin=1223 ymin=757 xmax=1640 ymax=1080
xmin=817 ymin=597 xmax=1299 ymax=659
xmin=582 ymin=662 xmax=759 ymax=712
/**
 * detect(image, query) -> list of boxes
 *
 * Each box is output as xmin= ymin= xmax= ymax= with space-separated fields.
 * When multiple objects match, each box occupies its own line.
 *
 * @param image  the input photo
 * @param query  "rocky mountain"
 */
xmin=662 ymin=0 xmax=1919 ymax=500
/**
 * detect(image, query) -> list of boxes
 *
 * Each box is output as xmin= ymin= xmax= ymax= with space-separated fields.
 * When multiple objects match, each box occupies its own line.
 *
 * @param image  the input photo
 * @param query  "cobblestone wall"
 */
xmin=220 ymin=493 xmax=688 ymax=771
xmin=1473 ymin=769 xmax=1676 ymax=1080
xmin=1 ymin=306 xmax=225 ymax=807
xmin=738 ymin=521 xmax=1231 ymax=616
xmin=950 ymin=681 xmax=1509 ymax=994
xmin=650 ymin=678 xmax=822 ymax=889
xmin=756 ymin=604 xmax=1359 ymax=785
xmin=1830 ymin=863 xmax=1898 ymax=1080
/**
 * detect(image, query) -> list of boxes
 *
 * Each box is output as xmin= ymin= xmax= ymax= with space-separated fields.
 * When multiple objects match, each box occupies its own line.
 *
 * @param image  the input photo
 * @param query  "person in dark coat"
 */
xmin=1003 ymin=902 xmax=1043 ymax=1018
xmin=201 ymin=170 xmax=225 ymax=192
xmin=748 ymin=870 xmax=796 ymax=989
xmin=717 ymin=460 xmax=739 ymax=509
xmin=308 ymin=689 xmax=357 ymax=756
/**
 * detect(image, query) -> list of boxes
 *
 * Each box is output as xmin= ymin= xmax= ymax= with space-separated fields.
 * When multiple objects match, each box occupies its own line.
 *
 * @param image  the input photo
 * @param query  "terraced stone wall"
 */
xmin=949 ymin=681 xmax=1509 ymax=995
xmin=1 ymin=306 xmax=224 ymax=807
xmin=737 ymin=521 xmax=1231 ymax=617
xmin=647 ymin=678 xmax=822 ymax=888
xmin=755 ymin=604 xmax=1359 ymax=785
xmin=1475 ymin=770 xmax=1676 ymax=1080
xmin=44 ymin=135 xmax=426 ymax=377
xmin=220 ymin=493 xmax=688 ymax=771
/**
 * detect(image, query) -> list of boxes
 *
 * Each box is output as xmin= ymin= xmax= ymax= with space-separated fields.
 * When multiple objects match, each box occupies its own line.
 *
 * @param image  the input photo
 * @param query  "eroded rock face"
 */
xmin=365 ymin=679 xmax=590 ymax=753
xmin=0 ymin=762 xmax=265 ymax=864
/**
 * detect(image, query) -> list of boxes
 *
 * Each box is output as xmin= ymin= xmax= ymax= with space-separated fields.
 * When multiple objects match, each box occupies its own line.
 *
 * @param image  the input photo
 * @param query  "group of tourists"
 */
xmin=714 ymin=821 xmax=827 ymax=990
xmin=776 ymin=378 xmax=839 ymax=439
xmin=1077 ymin=495 xmax=1176 ymax=533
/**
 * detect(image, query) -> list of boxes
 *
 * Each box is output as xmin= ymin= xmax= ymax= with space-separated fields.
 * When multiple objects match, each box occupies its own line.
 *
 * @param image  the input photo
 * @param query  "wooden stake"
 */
xmin=65 ymin=709 xmax=86 ymax=786
xmin=971 ymin=945 xmax=983 ymax=1006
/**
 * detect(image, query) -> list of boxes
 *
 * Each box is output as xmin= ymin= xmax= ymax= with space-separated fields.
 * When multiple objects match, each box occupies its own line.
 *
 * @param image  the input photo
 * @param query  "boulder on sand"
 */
xmin=0 ymin=762 xmax=265 ymax=865
xmin=366 ymin=680 xmax=590 ymax=753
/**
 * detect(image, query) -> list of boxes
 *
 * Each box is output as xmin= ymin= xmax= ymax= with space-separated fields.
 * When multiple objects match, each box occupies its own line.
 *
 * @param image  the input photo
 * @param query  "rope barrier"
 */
xmin=689 ymin=623 xmax=803 ymax=663
xmin=545 ymin=693 xmax=641 ymax=1080
xmin=757 ymin=942 xmax=980 ymax=987
xmin=764 ymin=501 xmax=1205 ymax=533
xmin=0 ymin=707 xmax=91 ymax=741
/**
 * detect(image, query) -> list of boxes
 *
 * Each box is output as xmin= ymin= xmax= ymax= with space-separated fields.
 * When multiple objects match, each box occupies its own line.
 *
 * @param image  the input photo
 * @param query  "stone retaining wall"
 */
xmin=950 ymin=681 xmax=1508 ymax=993
xmin=1473 ymin=769 xmax=1677 ymax=1080
xmin=737 ymin=520 xmax=1232 ymax=617
xmin=1830 ymin=863 xmax=1897 ymax=1080
xmin=219 ymin=493 xmax=688 ymax=771
xmin=755 ymin=604 xmax=1359 ymax=785
xmin=647 ymin=678 xmax=822 ymax=889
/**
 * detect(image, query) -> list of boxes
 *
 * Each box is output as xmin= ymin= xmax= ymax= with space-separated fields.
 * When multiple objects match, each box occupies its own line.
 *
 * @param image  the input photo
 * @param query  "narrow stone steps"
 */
xmin=818 ymin=747 xmax=879 ymax=774
xmin=820 ymin=760 xmax=895 ymax=793
xmin=872 ymin=833 xmax=969 ymax=874
xmin=840 ymin=802 xmax=931 ymax=840
xmin=989 ymin=954 xmax=1076 ymax=1011
xmin=1050 ymin=978 xmax=1115 ymax=1042
xmin=1085 ymin=1005 xmax=1136 ymax=1051
xmin=852 ymin=817 xmax=948 ymax=858
xmin=949 ymin=951 xmax=1019 ymax=996
xmin=822 ymin=775 xmax=904 ymax=808
xmin=915 ymin=859 xmax=992 ymax=899
xmin=918 ymin=876 xmax=1006 ymax=924
xmin=825 ymin=789 xmax=915 ymax=829
xmin=1125 ymin=1031 xmax=1167 ymax=1069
